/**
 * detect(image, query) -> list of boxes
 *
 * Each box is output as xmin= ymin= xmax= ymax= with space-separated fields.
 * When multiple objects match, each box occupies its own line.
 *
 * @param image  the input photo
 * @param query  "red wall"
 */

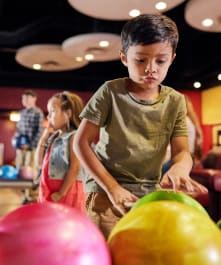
xmin=0 ymin=87 xmax=93 ymax=112
xmin=0 ymin=86 xmax=214 ymax=164
xmin=0 ymin=87 xmax=93 ymax=164
xmin=0 ymin=119 xmax=17 ymax=164
xmin=180 ymin=89 xmax=212 ymax=155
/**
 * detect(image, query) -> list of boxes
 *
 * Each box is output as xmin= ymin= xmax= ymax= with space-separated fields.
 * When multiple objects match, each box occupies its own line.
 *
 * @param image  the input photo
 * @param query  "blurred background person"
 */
xmin=185 ymin=95 xmax=203 ymax=165
xmin=11 ymin=89 xmax=44 ymax=203
xmin=13 ymin=90 xmax=44 ymax=170
xmin=163 ymin=95 xmax=203 ymax=173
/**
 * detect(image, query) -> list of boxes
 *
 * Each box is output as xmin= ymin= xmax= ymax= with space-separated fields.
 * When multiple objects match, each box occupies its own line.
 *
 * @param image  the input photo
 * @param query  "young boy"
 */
xmin=14 ymin=90 xmax=44 ymax=169
xmin=73 ymin=14 xmax=207 ymax=238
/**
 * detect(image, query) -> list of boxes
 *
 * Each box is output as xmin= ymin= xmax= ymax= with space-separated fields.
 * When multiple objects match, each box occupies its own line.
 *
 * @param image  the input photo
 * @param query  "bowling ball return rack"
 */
xmin=0 ymin=178 xmax=36 ymax=203
xmin=0 ymin=178 xmax=34 ymax=189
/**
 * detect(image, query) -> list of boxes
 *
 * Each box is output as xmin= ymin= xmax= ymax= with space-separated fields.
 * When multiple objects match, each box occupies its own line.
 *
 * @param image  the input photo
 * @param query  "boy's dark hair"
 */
xmin=23 ymin=89 xmax=37 ymax=97
xmin=121 ymin=14 xmax=179 ymax=55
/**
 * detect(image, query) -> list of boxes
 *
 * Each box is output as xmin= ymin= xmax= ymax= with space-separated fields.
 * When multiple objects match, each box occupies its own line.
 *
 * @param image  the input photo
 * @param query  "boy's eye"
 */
xmin=135 ymin=58 xmax=145 ymax=63
xmin=157 ymin=59 xmax=167 ymax=64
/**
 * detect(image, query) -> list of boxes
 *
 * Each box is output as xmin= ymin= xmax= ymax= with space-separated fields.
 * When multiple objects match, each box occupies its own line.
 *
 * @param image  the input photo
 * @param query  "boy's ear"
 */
xmin=171 ymin=53 xmax=176 ymax=64
xmin=119 ymin=50 xmax=128 ymax=67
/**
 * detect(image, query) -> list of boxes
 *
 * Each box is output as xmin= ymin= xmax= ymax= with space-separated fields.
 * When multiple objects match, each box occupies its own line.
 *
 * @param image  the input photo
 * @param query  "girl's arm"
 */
xmin=35 ymin=127 xmax=54 ymax=168
xmin=73 ymin=118 xmax=138 ymax=214
xmin=51 ymin=134 xmax=80 ymax=201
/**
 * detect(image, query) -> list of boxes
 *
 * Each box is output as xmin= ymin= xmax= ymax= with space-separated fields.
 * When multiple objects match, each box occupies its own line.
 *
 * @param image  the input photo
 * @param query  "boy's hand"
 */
xmin=20 ymin=144 xmax=30 ymax=151
xmin=160 ymin=174 xmax=208 ymax=197
xmin=107 ymin=185 xmax=138 ymax=216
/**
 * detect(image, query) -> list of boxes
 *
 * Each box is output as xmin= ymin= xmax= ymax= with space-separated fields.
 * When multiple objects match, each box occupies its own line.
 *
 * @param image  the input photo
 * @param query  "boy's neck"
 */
xmin=127 ymin=80 xmax=160 ymax=101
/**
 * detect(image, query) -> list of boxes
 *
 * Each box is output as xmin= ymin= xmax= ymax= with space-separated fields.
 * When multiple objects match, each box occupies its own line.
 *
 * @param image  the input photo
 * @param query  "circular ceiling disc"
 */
xmin=185 ymin=0 xmax=221 ymax=32
xmin=15 ymin=44 xmax=89 ymax=71
xmin=68 ymin=0 xmax=185 ymax=20
xmin=62 ymin=33 xmax=121 ymax=62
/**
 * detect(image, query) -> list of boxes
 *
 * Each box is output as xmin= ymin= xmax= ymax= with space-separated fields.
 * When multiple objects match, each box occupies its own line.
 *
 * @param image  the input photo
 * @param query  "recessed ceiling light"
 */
xmin=68 ymin=0 xmax=185 ymax=20
xmin=155 ymin=2 xmax=167 ymax=11
xmin=84 ymin=54 xmax=94 ymax=61
xmin=201 ymin=18 xmax=214 ymax=27
xmin=99 ymin=41 xmax=109 ymax=47
xmin=62 ymin=33 xmax=120 ymax=62
xmin=129 ymin=9 xmax=141 ymax=18
xmin=218 ymin=73 xmax=221 ymax=81
xmin=193 ymin=81 xmax=202 ymax=89
xmin=75 ymin=56 xmax=84 ymax=62
xmin=32 ymin=64 xmax=41 ymax=70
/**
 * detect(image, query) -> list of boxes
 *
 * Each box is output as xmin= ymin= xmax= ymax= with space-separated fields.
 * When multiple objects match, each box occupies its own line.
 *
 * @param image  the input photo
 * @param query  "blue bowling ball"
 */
xmin=0 ymin=165 xmax=19 ymax=180
xmin=12 ymin=135 xmax=30 ymax=149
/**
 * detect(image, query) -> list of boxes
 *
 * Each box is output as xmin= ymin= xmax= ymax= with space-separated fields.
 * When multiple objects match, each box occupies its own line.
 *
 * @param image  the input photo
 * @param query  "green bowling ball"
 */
xmin=132 ymin=190 xmax=208 ymax=216
xmin=217 ymin=219 xmax=221 ymax=229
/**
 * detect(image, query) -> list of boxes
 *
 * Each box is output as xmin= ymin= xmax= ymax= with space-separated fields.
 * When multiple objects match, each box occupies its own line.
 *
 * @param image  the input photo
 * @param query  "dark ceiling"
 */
xmin=0 ymin=0 xmax=220 ymax=92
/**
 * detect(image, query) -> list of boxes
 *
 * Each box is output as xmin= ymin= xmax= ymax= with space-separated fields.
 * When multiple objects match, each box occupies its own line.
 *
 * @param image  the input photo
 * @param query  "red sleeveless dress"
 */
xmin=38 ymin=145 xmax=86 ymax=213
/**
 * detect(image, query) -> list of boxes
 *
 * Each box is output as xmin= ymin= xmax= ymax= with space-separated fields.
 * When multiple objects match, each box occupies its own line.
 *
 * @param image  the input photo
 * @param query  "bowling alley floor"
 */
xmin=0 ymin=188 xmax=37 ymax=218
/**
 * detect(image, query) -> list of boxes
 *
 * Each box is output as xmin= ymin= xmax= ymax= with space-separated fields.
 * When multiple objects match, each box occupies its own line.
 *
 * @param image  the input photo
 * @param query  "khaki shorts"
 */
xmin=86 ymin=184 xmax=157 ymax=239
xmin=86 ymin=192 xmax=123 ymax=240
xmin=15 ymin=149 xmax=38 ymax=178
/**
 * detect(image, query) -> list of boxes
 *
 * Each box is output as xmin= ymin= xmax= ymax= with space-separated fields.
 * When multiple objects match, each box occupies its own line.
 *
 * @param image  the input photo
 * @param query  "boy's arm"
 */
xmin=73 ymin=118 xmax=138 ymax=214
xmin=161 ymin=136 xmax=207 ymax=194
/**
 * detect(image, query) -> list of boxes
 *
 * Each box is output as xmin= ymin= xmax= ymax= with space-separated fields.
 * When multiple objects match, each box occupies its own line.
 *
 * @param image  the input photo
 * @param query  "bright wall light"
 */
xmin=10 ymin=111 xmax=20 ymax=122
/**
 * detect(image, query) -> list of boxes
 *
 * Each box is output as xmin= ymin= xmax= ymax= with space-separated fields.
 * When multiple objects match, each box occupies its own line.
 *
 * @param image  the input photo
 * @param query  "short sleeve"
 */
xmin=80 ymin=82 xmax=111 ymax=126
xmin=172 ymin=94 xmax=188 ymax=137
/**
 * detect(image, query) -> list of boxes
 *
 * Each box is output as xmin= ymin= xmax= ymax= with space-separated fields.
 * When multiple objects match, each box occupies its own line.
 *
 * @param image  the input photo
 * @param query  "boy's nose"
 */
xmin=144 ymin=62 xmax=156 ymax=73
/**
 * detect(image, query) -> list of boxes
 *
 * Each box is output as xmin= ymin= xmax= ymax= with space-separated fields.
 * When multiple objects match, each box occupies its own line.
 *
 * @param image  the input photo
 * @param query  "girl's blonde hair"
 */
xmin=52 ymin=91 xmax=84 ymax=129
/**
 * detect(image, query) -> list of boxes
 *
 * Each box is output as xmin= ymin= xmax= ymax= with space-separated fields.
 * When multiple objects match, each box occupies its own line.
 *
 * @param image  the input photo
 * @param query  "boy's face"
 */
xmin=22 ymin=94 xmax=36 ymax=108
xmin=120 ymin=42 xmax=175 ymax=90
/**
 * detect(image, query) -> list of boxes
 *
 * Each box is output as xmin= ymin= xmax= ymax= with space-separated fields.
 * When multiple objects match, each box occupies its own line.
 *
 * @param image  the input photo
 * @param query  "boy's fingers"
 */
xmin=115 ymin=204 xmax=127 ymax=216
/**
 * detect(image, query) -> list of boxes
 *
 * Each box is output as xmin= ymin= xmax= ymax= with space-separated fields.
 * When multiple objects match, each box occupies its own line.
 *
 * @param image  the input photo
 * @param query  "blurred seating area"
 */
xmin=190 ymin=146 xmax=221 ymax=222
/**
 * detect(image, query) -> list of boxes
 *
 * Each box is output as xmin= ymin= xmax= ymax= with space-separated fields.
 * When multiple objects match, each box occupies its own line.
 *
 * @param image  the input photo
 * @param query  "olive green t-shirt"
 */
xmin=80 ymin=77 xmax=187 ymax=192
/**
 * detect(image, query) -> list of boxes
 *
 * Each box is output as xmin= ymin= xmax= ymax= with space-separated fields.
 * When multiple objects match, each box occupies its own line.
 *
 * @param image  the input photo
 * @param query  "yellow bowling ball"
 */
xmin=108 ymin=201 xmax=221 ymax=265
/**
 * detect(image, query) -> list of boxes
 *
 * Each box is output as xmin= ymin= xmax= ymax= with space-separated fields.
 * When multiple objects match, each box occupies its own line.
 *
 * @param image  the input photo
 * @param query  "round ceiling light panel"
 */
xmin=15 ymin=44 xmax=88 ymax=71
xmin=68 ymin=0 xmax=185 ymax=20
xmin=62 ymin=33 xmax=121 ymax=62
xmin=185 ymin=0 xmax=221 ymax=32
